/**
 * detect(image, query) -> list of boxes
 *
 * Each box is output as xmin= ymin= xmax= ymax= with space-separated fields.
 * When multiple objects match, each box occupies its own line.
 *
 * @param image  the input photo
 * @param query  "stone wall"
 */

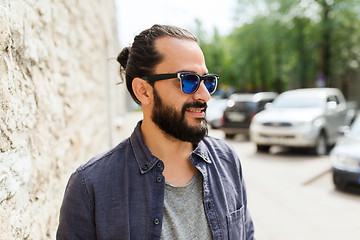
xmin=0 ymin=0 xmax=124 ymax=239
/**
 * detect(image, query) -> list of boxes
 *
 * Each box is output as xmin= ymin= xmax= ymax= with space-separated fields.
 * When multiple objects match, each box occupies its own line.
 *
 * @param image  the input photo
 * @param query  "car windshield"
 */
xmin=233 ymin=101 xmax=256 ymax=111
xmin=350 ymin=115 xmax=360 ymax=134
xmin=273 ymin=93 xmax=322 ymax=108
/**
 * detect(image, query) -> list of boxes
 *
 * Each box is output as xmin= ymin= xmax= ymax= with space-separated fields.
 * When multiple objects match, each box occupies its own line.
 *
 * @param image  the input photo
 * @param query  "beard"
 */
xmin=151 ymin=88 xmax=208 ymax=144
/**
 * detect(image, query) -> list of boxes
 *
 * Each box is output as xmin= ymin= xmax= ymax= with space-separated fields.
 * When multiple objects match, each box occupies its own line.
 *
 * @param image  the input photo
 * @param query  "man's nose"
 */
xmin=192 ymin=81 xmax=211 ymax=102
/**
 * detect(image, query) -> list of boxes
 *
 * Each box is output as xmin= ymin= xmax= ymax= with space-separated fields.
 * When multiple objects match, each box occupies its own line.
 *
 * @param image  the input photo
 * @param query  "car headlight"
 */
xmin=334 ymin=154 xmax=360 ymax=168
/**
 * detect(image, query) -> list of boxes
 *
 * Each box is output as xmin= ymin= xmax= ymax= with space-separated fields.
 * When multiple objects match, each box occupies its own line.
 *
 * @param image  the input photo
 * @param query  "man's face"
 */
xmin=150 ymin=37 xmax=211 ymax=143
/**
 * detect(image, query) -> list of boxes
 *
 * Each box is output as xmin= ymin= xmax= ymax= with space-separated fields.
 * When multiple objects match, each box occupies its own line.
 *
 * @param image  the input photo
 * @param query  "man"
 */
xmin=57 ymin=24 xmax=255 ymax=240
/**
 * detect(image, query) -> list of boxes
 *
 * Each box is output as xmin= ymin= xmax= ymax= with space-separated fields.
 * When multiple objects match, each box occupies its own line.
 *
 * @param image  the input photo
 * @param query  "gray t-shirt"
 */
xmin=160 ymin=171 xmax=213 ymax=240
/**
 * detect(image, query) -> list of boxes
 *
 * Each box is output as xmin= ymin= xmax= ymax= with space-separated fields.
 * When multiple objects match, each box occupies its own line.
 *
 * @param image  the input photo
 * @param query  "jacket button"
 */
xmin=153 ymin=218 xmax=160 ymax=225
xmin=142 ymin=164 xmax=148 ymax=171
xmin=156 ymin=162 xmax=162 ymax=168
xmin=156 ymin=177 xmax=162 ymax=183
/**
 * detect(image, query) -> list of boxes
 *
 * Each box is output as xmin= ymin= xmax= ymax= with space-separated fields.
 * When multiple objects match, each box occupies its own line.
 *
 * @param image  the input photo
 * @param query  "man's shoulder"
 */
xmin=199 ymin=136 xmax=238 ymax=160
xmin=202 ymin=135 xmax=234 ymax=151
xmin=200 ymin=136 xmax=243 ymax=175
xmin=77 ymin=137 xmax=131 ymax=173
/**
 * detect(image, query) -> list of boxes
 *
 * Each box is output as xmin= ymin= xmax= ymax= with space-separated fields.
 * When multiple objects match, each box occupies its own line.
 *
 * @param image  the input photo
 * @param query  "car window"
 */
xmin=233 ymin=101 xmax=256 ymax=112
xmin=258 ymin=99 xmax=274 ymax=111
xmin=326 ymin=95 xmax=339 ymax=105
xmin=273 ymin=93 xmax=322 ymax=108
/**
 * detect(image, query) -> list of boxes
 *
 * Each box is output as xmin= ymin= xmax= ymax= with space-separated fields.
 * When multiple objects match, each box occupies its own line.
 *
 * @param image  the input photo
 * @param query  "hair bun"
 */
xmin=117 ymin=47 xmax=131 ymax=70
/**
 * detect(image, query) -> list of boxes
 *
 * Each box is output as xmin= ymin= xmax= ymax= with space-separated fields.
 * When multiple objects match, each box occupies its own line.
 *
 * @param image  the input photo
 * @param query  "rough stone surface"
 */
xmin=0 ymin=0 xmax=125 ymax=239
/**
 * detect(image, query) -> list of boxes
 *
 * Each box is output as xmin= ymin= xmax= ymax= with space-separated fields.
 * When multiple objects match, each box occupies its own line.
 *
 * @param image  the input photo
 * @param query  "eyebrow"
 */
xmin=178 ymin=70 xmax=209 ymax=75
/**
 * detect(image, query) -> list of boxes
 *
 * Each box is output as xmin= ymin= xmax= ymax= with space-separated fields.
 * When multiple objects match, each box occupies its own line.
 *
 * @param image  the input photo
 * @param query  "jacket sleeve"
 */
xmin=56 ymin=170 xmax=96 ymax=240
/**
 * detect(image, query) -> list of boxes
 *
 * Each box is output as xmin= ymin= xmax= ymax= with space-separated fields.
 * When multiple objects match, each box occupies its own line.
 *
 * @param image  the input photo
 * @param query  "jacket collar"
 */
xmin=130 ymin=121 xmax=212 ymax=174
xmin=192 ymin=140 xmax=212 ymax=164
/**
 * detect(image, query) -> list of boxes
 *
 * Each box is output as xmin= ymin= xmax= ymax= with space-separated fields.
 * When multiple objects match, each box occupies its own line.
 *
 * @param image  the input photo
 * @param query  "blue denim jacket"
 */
xmin=57 ymin=121 xmax=255 ymax=240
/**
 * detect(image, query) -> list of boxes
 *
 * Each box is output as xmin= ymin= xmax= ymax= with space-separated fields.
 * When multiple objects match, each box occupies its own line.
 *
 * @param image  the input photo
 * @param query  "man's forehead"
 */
xmin=155 ymin=37 xmax=200 ymax=54
xmin=153 ymin=36 xmax=207 ymax=74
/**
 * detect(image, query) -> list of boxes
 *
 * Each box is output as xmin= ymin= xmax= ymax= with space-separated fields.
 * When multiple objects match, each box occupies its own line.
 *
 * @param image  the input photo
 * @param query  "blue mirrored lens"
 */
xmin=182 ymin=74 xmax=199 ymax=93
xmin=204 ymin=76 xmax=217 ymax=93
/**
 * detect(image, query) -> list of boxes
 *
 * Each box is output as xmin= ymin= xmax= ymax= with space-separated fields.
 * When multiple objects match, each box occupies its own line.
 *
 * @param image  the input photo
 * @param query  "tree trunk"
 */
xmin=318 ymin=1 xmax=332 ymax=87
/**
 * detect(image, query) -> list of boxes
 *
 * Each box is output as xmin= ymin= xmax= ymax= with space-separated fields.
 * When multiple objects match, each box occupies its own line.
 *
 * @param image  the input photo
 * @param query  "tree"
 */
xmin=197 ymin=0 xmax=360 ymax=95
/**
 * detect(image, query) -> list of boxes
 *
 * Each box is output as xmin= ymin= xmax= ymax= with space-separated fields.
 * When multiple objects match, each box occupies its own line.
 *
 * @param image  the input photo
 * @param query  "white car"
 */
xmin=206 ymin=98 xmax=228 ymax=129
xmin=330 ymin=113 xmax=360 ymax=190
xmin=250 ymin=88 xmax=356 ymax=155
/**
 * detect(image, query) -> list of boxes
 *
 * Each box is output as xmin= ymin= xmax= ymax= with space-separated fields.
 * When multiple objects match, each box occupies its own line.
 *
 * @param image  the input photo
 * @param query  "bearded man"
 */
xmin=57 ymin=24 xmax=255 ymax=240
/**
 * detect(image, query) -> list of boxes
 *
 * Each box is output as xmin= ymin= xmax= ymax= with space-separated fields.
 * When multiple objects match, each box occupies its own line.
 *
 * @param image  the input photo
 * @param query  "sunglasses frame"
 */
xmin=141 ymin=72 xmax=218 ymax=94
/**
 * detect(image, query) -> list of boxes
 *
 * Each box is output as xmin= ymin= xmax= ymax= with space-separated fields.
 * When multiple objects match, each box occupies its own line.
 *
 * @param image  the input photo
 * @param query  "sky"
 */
xmin=115 ymin=0 xmax=238 ymax=46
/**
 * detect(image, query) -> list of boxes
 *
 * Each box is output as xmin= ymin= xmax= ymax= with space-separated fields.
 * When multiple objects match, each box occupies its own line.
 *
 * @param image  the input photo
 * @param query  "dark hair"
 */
xmin=116 ymin=24 xmax=197 ymax=104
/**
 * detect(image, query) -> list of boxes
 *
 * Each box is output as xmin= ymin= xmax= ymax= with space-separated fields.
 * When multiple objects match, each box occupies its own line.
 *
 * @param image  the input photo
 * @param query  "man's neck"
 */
xmin=141 ymin=119 xmax=198 ymax=186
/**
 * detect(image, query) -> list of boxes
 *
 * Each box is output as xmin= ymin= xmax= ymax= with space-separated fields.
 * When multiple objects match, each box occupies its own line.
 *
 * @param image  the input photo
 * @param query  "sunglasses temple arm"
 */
xmin=142 ymin=73 xmax=178 ymax=82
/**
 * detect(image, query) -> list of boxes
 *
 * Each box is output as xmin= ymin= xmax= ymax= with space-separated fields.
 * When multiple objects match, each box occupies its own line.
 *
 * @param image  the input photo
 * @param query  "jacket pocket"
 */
xmin=226 ymin=206 xmax=245 ymax=240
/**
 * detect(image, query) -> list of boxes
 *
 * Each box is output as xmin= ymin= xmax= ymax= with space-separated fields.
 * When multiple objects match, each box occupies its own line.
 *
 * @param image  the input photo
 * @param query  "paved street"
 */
xmin=208 ymin=130 xmax=360 ymax=240
xmin=117 ymin=112 xmax=360 ymax=240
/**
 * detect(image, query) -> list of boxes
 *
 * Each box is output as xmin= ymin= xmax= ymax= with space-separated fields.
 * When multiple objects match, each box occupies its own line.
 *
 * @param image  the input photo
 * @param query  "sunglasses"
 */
xmin=142 ymin=72 xmax=219 ymax=94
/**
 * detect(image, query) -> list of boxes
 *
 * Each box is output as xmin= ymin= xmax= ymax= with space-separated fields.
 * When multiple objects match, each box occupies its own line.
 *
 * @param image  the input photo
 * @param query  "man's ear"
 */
xmin=132 ymin=77 xmax=153 ymax=105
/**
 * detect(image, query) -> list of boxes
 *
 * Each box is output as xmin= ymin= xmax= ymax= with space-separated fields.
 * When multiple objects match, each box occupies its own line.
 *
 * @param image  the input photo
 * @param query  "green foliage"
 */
xmin=199 ymin=0 xmax=360 ymax=93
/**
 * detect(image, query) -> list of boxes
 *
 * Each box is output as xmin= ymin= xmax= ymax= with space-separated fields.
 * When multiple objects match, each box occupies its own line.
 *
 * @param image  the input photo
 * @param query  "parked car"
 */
xmin=206 ymin=98 xmax=228 ymax=129
xmin=250 ymin=88 xmax=357 ymax=155
xmin=331 ymin=113 xmax=360 ymax=190
xmin=220 ymin=92 xmax=278 ymax=139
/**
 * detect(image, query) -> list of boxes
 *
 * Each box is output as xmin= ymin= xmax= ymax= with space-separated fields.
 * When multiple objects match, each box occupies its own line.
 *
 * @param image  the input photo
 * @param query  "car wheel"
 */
xmin=333 ymin=173 xmax=346 ymax=190
xmin=313 ymin=132 xmax=327 ymax=155
xmin=257 ymin=144 xmax=270 ymax=152
xmin=225 ymin=133 xmax=236 ymax=139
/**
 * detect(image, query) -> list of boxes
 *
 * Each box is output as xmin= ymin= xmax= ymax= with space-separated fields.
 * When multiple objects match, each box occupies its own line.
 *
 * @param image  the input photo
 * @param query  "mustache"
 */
xmin=182 ymin=101 xmax=207 ymax=113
